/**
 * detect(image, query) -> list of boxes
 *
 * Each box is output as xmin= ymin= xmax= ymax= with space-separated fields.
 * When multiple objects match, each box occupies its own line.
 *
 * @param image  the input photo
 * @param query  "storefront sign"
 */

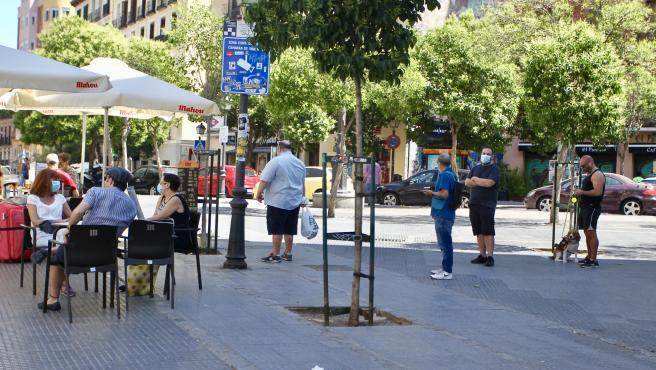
xmin=629 ymin=144 xmax=656 ymax=154
xmin=575 ymin=145 xmax=616 ymax=154
xmin=426 ymin=122 xmax=451 ymax=147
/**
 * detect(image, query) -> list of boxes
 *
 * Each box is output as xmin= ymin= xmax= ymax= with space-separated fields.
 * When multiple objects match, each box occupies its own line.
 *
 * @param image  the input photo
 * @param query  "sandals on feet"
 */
xmin=61 ymin=285 xmax=76 ymax=297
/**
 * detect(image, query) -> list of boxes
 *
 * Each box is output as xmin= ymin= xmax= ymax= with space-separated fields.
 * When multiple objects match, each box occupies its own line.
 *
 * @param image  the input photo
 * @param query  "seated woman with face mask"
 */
xmin=27 ymin=169 xmax=73 ymax=300
xmin=27 ymin=169 xmax=72 ymax=249
xmin=123 ymin=173 xmax=191 ymax=297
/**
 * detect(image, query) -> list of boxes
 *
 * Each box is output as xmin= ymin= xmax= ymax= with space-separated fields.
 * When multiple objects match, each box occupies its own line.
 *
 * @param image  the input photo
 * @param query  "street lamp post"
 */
xmin=196 ymin=122 xmax=209 ymax=250
xmin=224 ymin=0 xmax=249 ymax=269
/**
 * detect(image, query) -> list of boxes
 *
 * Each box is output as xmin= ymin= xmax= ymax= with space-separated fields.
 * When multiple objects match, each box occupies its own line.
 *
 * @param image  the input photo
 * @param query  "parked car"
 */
xmin=376 ymin=169 xmax=470 ymax=207
xmin=253 ymin=166 xmax=333 ymax=201
xmin=131 ymin=165 xmax=178 ymax=195
xmin=643 ymin=176 xmax=656 ymax=185
xmin=524 ymin=173 xmax=656 ymax=215
xmin=303 ymin=166 xmax=333 ymax=199
xmin=197 ymin=165 xmax=259 ymax=198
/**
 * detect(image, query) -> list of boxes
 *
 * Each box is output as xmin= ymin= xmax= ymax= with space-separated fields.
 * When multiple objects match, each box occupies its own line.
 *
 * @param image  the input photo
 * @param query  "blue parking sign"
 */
xmin=221 ymin=37 xmax=270 ymax=95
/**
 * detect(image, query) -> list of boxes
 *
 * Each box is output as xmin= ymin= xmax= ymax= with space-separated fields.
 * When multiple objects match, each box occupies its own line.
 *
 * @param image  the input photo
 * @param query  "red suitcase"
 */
xmin=0 ymin=202 xmax=27 ymax=262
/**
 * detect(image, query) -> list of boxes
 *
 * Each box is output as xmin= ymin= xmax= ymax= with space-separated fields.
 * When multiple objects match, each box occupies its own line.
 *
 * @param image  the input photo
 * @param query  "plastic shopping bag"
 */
xmin=301 ymin=207 xmax=319 ymax=239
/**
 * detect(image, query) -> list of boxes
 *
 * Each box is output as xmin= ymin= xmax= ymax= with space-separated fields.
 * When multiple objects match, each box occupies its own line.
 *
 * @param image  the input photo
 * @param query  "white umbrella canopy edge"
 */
xmin=0 ymin=45 xmax=111 ymax=94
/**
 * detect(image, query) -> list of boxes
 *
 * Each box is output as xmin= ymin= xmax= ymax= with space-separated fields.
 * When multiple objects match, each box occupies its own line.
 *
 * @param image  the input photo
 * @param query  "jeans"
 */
xmin=433 ymin=216 xmax=454 ymax=273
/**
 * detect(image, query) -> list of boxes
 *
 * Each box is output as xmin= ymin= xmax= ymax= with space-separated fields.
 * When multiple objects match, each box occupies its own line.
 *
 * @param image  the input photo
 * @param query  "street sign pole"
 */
xmin=224 ymin=94 xmax=248 ymax=269
xmin=221 ymin=12 xmax=269 ymax=270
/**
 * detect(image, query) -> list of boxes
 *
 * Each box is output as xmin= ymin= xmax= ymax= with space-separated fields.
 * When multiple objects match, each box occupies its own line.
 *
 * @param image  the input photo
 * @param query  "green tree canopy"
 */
xmin=414 ymin=12 xmax=520 ymax=161
xmin=265 ymin=48 xmax=349 ymax=149
xmin=37 ymin=15 xmax=126 ymax=66
xmin=521 ymin=22 xmax=625 ymax=146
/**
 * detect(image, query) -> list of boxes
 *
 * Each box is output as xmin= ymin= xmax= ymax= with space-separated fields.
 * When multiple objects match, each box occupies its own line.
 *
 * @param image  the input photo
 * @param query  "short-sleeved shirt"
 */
xmin=363 ymin=162 xmax=382 ymax=186
xmin=27 ymin=194 xmax=67 ymax=246
xmin=431 ymin=167 xmax=456 ymax=220
xmin=468 ymin=164 xmax=500 ymax=209
xmin=260 ymin=151 xmax=306 ymax=210
xmin=56 ymin=169 xmax=77 ymax=190
xmin=27 ymin=194 xmax=67 ymax=221
xmin=81 ymin=186 xmax=137 ymax=229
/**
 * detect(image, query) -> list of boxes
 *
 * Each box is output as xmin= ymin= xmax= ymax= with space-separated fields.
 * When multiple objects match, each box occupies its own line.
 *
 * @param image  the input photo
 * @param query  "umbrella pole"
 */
xmin=102 ymin=107 xmax=109 ymax=184
xmin=80 ymin=113 xmax=87 ymax=195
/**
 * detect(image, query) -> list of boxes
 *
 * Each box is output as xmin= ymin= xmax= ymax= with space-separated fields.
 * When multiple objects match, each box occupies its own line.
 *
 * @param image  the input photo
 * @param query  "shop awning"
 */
xmin=628 ymin=144 xmax=656 ymax=154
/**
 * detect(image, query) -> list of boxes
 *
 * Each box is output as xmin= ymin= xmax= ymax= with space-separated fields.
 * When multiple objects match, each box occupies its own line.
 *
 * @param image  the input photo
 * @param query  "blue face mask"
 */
xmin=481 ymin=154 xmax=492 ymax=165
xmin=156 ymin=183 xmax=164 ymax=194
xmin=51 ymin=180 xmax=61 ymax=194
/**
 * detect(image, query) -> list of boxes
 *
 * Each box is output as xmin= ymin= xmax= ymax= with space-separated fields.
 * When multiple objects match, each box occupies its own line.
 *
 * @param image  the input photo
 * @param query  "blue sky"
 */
xmin=1 ymin=0 xmax=21 ymax=48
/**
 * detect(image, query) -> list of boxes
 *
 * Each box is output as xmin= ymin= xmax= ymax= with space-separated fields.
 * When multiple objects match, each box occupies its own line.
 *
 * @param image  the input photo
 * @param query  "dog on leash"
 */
xmin=552 ymin=230 xmax=581 ymax=262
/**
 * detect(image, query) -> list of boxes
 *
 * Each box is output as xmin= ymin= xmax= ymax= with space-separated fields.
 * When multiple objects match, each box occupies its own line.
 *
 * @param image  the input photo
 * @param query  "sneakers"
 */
xmin=485 ymin=256 xmax=495 ymax=267
xmin=430 ymin=271 xmax=453 ymax=280
xmin=261 ymin=254 xmax=281 ymax=263
xmin=470 ymin=255 xmax=487 ymax=264
xmin=430 ymin=269 xmax=444 ymax=275
xmin=578 ymin=256 xmax=590 ymax=264
xmin=281 ymin=253 xmax=293 ymax=261
xmin=580 ymin=259 xmax=599 ymax=268
xmin=31 ymin=248 xmax=48 ymax=265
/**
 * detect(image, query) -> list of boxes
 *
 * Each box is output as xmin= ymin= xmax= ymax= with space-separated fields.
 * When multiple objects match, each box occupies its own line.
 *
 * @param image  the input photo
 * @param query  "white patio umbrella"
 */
xmin=0 ymin=45 xmax=110 ymax=95
xmin=0 ymin=58 xmax=221 ymax=184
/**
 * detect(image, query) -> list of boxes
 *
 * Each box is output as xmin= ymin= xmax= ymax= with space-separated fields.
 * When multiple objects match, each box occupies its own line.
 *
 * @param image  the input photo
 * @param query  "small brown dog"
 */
xmin=552 ymin=230 xmax=581 ymax=262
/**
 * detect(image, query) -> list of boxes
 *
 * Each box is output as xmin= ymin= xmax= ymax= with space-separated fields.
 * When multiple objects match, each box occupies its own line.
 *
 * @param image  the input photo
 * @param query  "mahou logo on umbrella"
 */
xmin=179 ymin=105 xmax=204 ymax=114
xmin=76 ymin=81 xmax=99 ymax=89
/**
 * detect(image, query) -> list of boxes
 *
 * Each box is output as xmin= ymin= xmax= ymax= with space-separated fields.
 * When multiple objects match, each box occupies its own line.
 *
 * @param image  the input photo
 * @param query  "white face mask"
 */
xmin=481 ymin=154 xmax=492 ymax=165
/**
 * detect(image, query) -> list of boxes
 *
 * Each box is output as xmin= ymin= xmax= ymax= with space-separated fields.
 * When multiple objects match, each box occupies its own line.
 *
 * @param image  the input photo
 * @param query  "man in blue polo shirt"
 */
xmin=422 ymin=153 xmax=456 ymax=280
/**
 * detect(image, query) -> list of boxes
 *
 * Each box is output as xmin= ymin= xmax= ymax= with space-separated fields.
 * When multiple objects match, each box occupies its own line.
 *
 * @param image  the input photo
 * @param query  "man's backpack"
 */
xmin=449 ymin=176 xmax=465 ymax=210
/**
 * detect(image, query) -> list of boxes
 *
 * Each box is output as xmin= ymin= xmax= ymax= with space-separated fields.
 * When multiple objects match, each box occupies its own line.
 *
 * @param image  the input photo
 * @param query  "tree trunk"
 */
xmin=121 ymin=118 xmax=130 ymax=169
xmin=617 ymin=141 xmax=628 ymax=176
xmin=328 ymin=107 xmax=348 ymax=218
xmin=450 ymin=120 xmax=459 ymax=170
xmin=348 ymin=77 xmax=364 ymax=327
xmin=550 ymin=142 xmax=568 ymax=224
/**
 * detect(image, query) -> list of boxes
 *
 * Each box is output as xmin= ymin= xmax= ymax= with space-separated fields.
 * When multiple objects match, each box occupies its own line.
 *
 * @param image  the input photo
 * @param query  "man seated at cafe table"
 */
xmin=37 ymin=167 xmax=137 ymax=311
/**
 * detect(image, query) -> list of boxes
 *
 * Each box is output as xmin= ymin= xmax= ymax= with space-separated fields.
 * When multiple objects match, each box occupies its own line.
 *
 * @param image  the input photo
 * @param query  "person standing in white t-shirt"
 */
xmin=26 ymin=168 xmax=72 ymax=248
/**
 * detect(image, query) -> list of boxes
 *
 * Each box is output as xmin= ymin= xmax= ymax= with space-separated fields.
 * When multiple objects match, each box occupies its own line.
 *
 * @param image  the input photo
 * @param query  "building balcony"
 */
xmin=157 ymin=0 xmax=168 ymax=10
xmin=112 ymin=16 xmax=128 ymax=29
xmin=148 ymin=0 xmax=156 ymax=14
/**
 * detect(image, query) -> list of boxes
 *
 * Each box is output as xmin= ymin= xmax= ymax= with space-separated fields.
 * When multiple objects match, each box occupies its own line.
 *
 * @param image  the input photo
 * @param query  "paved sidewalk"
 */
xmin=1 ymin=239 xmax=655 ymax=370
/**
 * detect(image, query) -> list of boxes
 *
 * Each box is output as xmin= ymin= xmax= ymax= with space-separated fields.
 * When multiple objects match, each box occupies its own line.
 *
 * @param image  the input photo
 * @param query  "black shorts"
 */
xmin=266 ymin=205 xmax=300 ymax=235
xmin=469 ymin=204 xmax=495 ymax=236
xmin=579 ymin=206 xmax=601 ymax=231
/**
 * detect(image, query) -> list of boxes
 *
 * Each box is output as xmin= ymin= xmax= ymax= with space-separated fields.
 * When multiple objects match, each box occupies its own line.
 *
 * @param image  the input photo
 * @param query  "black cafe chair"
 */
xmin=123 ymin=220 xmax=175 ymax=311
xmin=172 ymin=210 xmax=202 ymax=291
xmin=18 ymin=207 xmax=37 ymax=295
xmin=46 ymin=225 xmax=120 ymax=323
